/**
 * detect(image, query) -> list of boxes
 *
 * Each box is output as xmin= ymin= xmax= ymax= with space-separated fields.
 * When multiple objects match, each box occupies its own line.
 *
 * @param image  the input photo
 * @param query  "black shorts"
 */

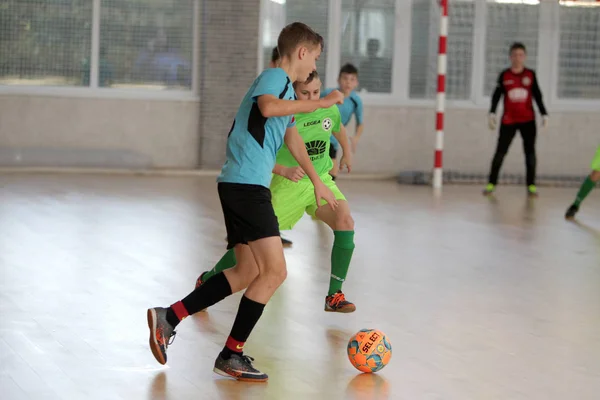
xmin=218 ymin=182 xmax=280 ymax=249
xmin=329 ymin=145 xmax=338 ymax=160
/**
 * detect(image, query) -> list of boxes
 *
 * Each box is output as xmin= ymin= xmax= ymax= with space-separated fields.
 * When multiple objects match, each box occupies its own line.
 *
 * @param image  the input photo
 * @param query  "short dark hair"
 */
xmin=509 ymin=42 xmax=526 ymax=54
xmin=271 ymin=46 xmax=280 ymax=63
xmin=339 ymin=63 xmax=359 ymax=78
xmin=293 ymin=70 xmax=320 ymax=88
xmin=277 ymin=22 xmax=324 ymax=59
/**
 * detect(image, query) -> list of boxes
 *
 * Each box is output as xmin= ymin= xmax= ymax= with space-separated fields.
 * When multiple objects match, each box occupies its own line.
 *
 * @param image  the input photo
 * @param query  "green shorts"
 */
xmin=271 ymin=173 xmax=346 ymax=231
xmin=591 ymin=146 xmax=600 ymax=171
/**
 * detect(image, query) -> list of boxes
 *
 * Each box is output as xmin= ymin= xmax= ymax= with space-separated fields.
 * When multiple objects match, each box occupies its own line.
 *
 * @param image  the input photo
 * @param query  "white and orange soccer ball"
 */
xmin=347 ymin=329 xmax=392 ymax=373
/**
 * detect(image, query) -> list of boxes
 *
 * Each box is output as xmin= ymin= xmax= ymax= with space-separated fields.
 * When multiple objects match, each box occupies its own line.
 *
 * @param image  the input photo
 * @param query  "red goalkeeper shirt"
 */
xmin=490 ymin=68 xmax=547 ymax=125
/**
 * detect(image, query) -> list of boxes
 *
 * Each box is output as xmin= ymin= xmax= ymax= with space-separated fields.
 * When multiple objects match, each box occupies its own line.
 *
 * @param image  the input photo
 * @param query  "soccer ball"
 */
xmin=347 ymin=329 xmax=392 ymax=373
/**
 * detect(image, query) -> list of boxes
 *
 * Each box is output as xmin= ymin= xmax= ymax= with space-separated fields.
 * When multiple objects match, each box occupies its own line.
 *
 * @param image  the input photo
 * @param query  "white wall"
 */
xmin=351 ymin=106 xmax=600 ymax=178
xmin=1 ymin=95 xmax=598 ymax=178
xmin=0 ymin=95 xmax=199 ymax=168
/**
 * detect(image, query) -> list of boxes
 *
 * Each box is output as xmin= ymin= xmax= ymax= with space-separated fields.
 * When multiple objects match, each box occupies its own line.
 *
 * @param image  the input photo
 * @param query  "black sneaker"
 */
xmin=213 ymin=353 xmax=268 ymax=382
xmin=565 ymin=204 xmax=579 ymax=219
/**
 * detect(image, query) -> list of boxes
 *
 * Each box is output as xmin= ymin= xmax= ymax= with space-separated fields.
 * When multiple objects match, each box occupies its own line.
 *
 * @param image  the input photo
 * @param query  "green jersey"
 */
xmin=275 ymin=105 xmax=342 ymax=179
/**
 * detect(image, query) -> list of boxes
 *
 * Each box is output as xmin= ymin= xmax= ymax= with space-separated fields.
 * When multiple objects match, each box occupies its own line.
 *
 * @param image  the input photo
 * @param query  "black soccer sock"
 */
xmin=220 ymin=295 xmax=265 ymax=359
xmin=166 ymin=272 xmax=232 ymax=328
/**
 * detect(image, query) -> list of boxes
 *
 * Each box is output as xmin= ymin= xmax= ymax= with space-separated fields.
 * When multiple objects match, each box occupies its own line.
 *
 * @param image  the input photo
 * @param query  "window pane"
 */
xmin=484 ymin=2 xmax=539 ymax=96
xmin=100 ymin=0 xmax=194 ymax=90
xmin=261 ymin=0 xmax=328 ymax=83
xmin=0 ymin=0 xmax=92 ymax=86
xmin=409 ymin=0 xmax=474 ymax=100
xmin=340 ymin=0 xmax=394 ymax=94
xmin=558 ymin=2 xmax=600 ymax=99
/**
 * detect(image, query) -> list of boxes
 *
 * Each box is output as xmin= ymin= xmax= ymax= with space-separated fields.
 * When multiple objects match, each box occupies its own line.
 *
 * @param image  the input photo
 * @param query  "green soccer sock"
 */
xmin=328 ymin=231 xmax=355 ymax=296
xmin=202 ymin=249 xmax=237 ymax=282
xmin=574 ymin=176 xmax=596 ymax=207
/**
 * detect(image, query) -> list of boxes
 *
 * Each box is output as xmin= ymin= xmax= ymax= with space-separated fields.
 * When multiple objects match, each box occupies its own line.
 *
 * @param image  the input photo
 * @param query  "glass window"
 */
xmin=409 ymin=0 xmax=474 ymax=100
xmin=340 ymin=0 xmax=395 ymax=94
xmin=558 ymin=1 xmax=600 ymax=99
xmin=484 ymin=1 xmax=539 ymax=96
xmin=0 ymin=0 xmax=92 ymax=86
xmin=261 ymin=0 xmax=328 ymax=83
xmin=99 ymin=0 xmax=194 ymax=90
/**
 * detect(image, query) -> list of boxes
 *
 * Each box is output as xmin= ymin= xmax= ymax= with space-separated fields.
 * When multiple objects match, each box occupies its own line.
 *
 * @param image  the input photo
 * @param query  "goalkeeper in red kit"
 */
xmin=484 ymin=42 xmax=548 ymax=197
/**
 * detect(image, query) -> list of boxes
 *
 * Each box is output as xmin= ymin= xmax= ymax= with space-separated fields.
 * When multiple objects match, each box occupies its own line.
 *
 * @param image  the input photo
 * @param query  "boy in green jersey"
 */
xmin=565 ymin=146 xmax=600 ymax=219
xmin=196 ymin=71 xmax=357 ymax=312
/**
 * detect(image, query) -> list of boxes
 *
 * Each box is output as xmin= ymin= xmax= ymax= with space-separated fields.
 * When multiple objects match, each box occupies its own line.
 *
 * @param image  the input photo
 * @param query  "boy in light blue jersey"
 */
xmin=146 ymin=22 xmax=344 ymax=382
xmin=321 ymin=63 xmax=364 ymax=179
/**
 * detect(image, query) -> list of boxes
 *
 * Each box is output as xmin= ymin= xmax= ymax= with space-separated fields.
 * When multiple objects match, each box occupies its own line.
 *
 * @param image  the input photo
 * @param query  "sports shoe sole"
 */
xmin=147 ymin=308 xmax=166 ymax=365
xmin=325 ymin=304 xmax=356 ymax=313
xmin=213 ymin=367 xmax=269 ymax=382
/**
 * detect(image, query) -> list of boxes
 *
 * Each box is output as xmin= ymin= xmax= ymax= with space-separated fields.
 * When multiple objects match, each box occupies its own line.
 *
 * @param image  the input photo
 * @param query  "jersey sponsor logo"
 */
xmin=507 ymin=87 xmax=529 ymax=102
xmin=304 ymin=119 xmax=321 ymax=127
xmin=322 ymin=117 xmax=332 ymax=131
xmin=305 ymin=140 xmax=327 ymax=161
xmin=522 ymin=76 xmax=531 ymax=86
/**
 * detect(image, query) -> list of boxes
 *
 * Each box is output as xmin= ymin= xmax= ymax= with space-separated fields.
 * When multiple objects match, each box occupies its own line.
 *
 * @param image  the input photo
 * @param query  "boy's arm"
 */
xmin=258 ymin=91 xmax=343 ymax=118
xmin=488 ymin=71 xmax=504 ymax=130
xmin=272 ymin=164 xmax=286 ymax=176
xmin=352 ymin=94 xmax=365 ymax=148
xmin=284 ymin=126 xmax=338 ymax=209
xmin=333 ymin=124 xmax=353 ymax=173
xmin=531 ymin=71 xmax=548 ymax=116
xmin=352 ymin=124 xmax=364 ymax=149
xmin=490 ymin=71 xmax=504 ymax=114
xmin=273 ymin=163 xmax=305 ymax=182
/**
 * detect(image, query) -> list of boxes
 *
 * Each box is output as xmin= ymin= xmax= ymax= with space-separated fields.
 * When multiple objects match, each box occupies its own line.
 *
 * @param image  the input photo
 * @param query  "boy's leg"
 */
xmin=308 ymin=175 xmax=356 ymax=313
xmin=566 ymin=146 xmax=600 ymax=219
xmin=214 ymin=236 xmax=285 ymax=382
xmin=485 ymin=123 xmax=518 ymax=194
xmin=147 ymin=244 xmax=255 ymax=366
xmin=196 ymin=249 xmax=236 ymax=288
xmin=197 ymin=175 xmax=307 ymax=289
xmin=209 ymin=182 xmax=284 ymax=381
xmin=520 ymin=121 xmax=538 ymax=195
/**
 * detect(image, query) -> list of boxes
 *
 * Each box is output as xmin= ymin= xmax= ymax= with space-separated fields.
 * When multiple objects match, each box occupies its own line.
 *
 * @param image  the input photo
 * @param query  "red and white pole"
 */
xmin=433 ymin=0 xmax=448 ymax=190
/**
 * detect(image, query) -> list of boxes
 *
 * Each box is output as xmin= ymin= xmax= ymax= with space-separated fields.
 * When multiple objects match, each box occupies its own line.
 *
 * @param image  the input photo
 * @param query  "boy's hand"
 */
xmin=283 ymin=166 xmax=305 ymax=182
xmin=542 ymin=115 xmax=549 ymax=129
xmin=320 ymin=90 xmax=344 ymax=108
xmin=488 ymin=113 xmax=497 ymax=131
xmin=314 ymin=181 xmax=338 ymax=211
xmin=340 ymin=152 xmax=352 ymax=173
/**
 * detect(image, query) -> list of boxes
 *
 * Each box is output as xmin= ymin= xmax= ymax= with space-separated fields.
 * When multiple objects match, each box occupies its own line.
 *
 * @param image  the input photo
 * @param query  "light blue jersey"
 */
xmin=218 ymin=68 xmax=296 ymax=188
xmin=321 ymin=88 xmax=364 ymax=149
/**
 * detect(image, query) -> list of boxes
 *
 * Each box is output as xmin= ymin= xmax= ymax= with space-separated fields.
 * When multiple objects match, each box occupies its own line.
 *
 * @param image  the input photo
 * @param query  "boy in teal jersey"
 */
xmin=196 ymin=70 xmax=357 ymax=313
xmin=146 ymin=23 xmax=344 ymax=382
xmin=321 ymin=63 xmax=364 ymax=179
xmin=565 ymin=146 xmax=600 ymax=219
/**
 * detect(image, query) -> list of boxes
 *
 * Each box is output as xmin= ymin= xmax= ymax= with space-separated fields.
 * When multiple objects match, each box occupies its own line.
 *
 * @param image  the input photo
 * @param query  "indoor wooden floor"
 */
xmin=1 ymin=173 xmax=600 ymax=400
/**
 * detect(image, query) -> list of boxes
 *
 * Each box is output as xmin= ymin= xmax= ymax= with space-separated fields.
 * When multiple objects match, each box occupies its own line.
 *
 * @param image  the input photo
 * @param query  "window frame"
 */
xmin=0 ymin=0 xmax=200 ymax=101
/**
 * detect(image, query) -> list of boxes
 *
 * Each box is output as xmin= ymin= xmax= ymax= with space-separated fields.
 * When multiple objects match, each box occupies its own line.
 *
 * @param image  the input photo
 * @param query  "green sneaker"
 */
xmin=527 ymin=185 xmax=538 ymax=197
xmin=482 ymin=183 xmax=495 ymax=196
